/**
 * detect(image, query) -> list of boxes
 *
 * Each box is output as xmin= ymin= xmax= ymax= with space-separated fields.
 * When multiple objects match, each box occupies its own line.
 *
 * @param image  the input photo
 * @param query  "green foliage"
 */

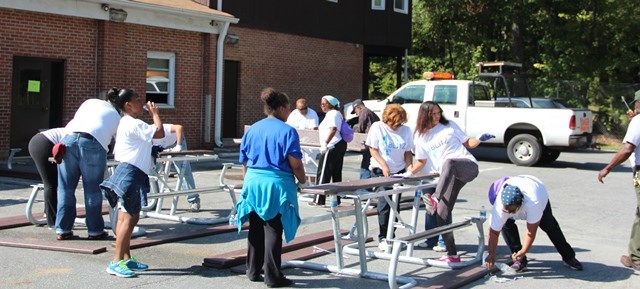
xmin=368 ymin=0 xmax=640 ymax=136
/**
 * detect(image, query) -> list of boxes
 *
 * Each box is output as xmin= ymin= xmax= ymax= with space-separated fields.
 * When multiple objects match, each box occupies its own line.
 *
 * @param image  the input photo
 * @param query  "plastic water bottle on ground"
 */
xmin=480 ymin=205 xmax=487 ymax=219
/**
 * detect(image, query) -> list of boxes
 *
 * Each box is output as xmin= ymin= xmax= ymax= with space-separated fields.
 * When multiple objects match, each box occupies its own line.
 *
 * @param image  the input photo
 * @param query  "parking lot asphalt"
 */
xmin=0 ymin=147 xmax=638 ymax=289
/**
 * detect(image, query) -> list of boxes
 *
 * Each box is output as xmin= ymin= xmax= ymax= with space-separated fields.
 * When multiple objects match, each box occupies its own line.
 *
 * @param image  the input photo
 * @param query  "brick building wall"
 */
xmin=0 ymin=8 xmax=216 ymax=154
xmin=224 ymin=27 xmax=363 ymax=137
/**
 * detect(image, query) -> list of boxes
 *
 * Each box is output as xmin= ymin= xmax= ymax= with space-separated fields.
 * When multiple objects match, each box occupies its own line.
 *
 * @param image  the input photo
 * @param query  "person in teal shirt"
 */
xmin=235 ymin=87 xmax=307 ymax=288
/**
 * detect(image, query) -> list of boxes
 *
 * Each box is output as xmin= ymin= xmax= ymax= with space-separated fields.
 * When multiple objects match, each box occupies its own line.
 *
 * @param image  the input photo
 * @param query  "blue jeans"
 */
xmin=56 ymin=134 xmax=107 ymax=236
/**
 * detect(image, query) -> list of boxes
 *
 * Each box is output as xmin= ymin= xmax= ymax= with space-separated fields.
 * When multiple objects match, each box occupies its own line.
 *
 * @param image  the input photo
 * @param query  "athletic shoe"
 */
xmin=421 ymin=193 xmax=438 ymax=215
xmin=510 ymin=259 xmax=528 ymax=272
xmin=438 ymin=255 xmax=461 ymax=263
xmin=189 ymin=201 xmax=201 ymax=212
xmin=56 ymin=231 xmax=75 ymax=241
xmin=432 ymin=245 xmax=447 ymax=252
xmin=563 ymin=257 xmax=583 ymax=271
xmin=126 ymin=256 xmax=149 ymax=271
xmin=106 ymin=260 xmax=136 ymax=278
xmin=87 ymin=231 xmax=109 ymax=240
xmin=378 ymin=239 xmax=389 ymax=251
xmin=620 ymin=255 xmax=640 ymax=271
xmin=416 ymin=241 xmax=435 ymax=248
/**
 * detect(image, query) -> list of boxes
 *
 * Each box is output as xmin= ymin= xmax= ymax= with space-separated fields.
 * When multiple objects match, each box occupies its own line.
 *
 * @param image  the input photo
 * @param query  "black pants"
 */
xmin=247 ymin=212 xmax=286 ymax=286
xmin=28 ymin=133 xmax=57 ymax=227
xmin=314 ymin=140 xmax=347 ymax=205
xmin=501 ymin=201 xmax=576 ymax=261
xmin=371 ymin=167 xmax=404 ymax=241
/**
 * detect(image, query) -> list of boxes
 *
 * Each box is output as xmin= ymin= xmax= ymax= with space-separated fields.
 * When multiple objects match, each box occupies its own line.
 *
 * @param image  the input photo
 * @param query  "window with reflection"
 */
xmin=146 ymin=52 xmax=174 ymax=106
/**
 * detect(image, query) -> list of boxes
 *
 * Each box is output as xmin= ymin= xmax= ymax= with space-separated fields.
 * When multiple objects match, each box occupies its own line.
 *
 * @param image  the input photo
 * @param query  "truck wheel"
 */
xmin=507 ymin=134 xmax=542 ymax=166
xmin=539 ymin=148 xmax=561 ymax=164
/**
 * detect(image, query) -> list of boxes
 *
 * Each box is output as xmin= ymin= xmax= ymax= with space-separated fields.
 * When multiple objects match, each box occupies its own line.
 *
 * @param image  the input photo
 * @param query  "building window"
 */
xmin=146 ymin=51 xmax=175 ymax=107
xmin=393 ymin=0 xmax=408 ymax=14
xmin=372 ymin=0 xmax=385 ymax=10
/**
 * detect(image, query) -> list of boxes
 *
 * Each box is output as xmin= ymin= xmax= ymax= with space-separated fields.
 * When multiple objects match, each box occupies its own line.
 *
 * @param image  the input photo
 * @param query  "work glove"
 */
xmin=297 ymin=181 xmax=307 ymax=191
xmin=477 ymin=133 xmax=496 ymax=142
xmin=320 ymin=142 xmax=328 ymax=154
xmin=168 ymin=144 xmax=183 ymax=152
xmin=401 ymin=171 xmax=413 ymax=178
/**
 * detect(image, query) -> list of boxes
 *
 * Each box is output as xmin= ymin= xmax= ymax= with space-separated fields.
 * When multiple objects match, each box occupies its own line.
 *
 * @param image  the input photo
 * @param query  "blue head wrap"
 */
xmin=322 ymin=95 xmax=340 ymax=108
xmin=501 ymin=184 xmax=523 ymax=206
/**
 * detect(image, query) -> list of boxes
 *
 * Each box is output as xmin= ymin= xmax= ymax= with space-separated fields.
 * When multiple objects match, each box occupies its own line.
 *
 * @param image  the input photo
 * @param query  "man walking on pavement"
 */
xmin=597 ymin=90 xmax=640 ymax=271
xmin=350 ymin=99 xmax=380 ymax=180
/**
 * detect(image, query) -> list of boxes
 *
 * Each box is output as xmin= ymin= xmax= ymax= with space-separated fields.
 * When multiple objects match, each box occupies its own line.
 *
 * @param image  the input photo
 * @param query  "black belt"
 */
xmin=73 ymin=132 xmax=94 ymax=140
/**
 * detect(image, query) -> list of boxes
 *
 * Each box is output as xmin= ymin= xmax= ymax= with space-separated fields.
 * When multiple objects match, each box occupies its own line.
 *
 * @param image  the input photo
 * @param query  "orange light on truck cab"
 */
xmin=423 ymin=71 xmax=454 ymax=80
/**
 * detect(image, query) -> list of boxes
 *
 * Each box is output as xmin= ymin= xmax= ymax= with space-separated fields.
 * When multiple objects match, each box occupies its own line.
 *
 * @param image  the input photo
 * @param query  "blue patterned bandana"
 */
xmin=501 ymin=184 xmax=523 ymax=206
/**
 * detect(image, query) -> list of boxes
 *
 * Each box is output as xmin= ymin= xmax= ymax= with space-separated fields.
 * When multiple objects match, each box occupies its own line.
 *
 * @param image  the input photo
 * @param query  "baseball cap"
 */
xmin=350 ymin=99 xmax=364 ymax=114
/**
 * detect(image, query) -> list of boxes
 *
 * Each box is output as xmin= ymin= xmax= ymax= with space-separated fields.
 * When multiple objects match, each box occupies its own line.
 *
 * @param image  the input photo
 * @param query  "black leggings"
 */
xmin=28 ymin=133 xmax=58 ymax=227
xmin=314 ymin=140 xmax=347 ymax=205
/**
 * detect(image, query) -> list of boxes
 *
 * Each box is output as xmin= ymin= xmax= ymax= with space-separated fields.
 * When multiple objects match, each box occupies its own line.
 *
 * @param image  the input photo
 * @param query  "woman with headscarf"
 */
xmin=235 ymin=87 xmax=307 ymax=288
xmin=309 ymin=95 xmax=348 ymax=207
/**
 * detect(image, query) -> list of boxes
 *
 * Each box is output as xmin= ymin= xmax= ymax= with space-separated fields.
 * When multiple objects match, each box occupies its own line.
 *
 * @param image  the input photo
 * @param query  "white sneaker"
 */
xmin=416 ymin=241 xmax=432 ymax=248
xmin=433 ymin=245 xmax=447 ymax=252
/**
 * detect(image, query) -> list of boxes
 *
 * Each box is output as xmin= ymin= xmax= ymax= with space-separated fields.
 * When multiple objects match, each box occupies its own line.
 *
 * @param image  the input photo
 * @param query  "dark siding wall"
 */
xmin=219 ymin=0 xmax=410 ymax=52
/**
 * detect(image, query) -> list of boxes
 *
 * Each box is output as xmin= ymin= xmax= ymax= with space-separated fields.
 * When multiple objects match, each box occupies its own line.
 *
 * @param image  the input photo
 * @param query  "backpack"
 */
xmin=340 ymin=119 xmax=354 ymax=142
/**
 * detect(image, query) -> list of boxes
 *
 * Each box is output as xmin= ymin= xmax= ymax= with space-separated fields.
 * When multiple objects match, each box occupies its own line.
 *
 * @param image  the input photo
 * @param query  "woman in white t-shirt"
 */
xmin=310 ymin=95 xmax=347 ymax=206
xmin=365 ymin=104 xmax=414 ymax=244
xmin=406 ymin=101 xmax=493 ymax=262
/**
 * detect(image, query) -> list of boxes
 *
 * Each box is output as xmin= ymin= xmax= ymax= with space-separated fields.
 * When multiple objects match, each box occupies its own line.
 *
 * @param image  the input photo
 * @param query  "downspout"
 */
xmin=214 ymin=21 xmax=230 ymax=147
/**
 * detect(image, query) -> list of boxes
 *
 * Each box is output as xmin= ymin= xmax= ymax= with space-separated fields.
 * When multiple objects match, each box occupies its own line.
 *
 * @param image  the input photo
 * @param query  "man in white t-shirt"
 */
xmin=484 ymin=175 xmax=583 ymax=272
xmin=286 ymin=98 xmax=319 ymax=130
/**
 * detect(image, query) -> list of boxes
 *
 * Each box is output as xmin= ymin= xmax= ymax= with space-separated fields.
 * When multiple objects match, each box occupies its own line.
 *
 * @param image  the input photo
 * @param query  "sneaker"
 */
xmin=87 ymin=231 xmax=109 ymax=240
xmin=378 ymin=239 xmax=389 ymax=251
xmin=102 ymin=188 xmax=118 ymax=208
xmin=510 ymin=259 xmax=528 ymax=272
xmin=106 ymin=260 xmax=136 ymax=278
xmin=126 ymin=256 xmax=149 ymax=271
xmin=433 ymin=245 xmax=447 ymax=252
xmin=563 ymin=257 xmax=583 ymax=271
xmin=189 ymin=201 xmax=201 ymax=212
xmin=56 ymin=231 xmax=75 ymax=241
xmin=307 ymin=201 xmax=324 ymax=208
xmin=416 ymin=241 xmax=435 ymax=248
xmin=421 ymin=193 xmax=438 ymax=215
xmin=620 ymin=255 xmax=640 ymax=271
xmin=438 ymin=255 xmax=461 ymax=263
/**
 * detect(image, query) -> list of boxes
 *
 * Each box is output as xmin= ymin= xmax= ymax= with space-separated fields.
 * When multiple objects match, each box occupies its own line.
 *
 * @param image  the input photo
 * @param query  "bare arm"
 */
xmin=407 ymin=159 xmax=427 ymax=175
xmin=287 ymin=155 xmax=306 ymax=184
xmin=512 ymin=222 xmax=539 ymax=261
xmin=464 ymin=137 xmax=481 ymax=149
xmin=369 ymin=146 xmax=389 ymax=176
xmin=147 ymin=101 xmax=164 ymax=139
xmin=403 ymin=151 xmax=413 ymax=171
xmin=324 ymin=127 xmax=337 ymax=144
xmin=598 ymin=142 xmax=635 ymax=183
xmin=170 ymin=124 xmax=184 ymax=146
xmin=485 ymin=228 xmax=501 ymax=269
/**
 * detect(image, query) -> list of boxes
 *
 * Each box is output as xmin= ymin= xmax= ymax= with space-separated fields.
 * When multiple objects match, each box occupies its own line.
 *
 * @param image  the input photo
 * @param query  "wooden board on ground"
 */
xmin=0 ymin=237 xmax=107 ymax=255
xmin=202 ymin=229 xmax=348 ymax=269
xmin=0 ymin=206 xmax=110 ymax=230
xmin=413 ymin=264 xmax=498 ymax=289
xmin=129 ymin=223 xmax=249 ymax=249
xmin=228 ymin=237 xmax=371 ymax=274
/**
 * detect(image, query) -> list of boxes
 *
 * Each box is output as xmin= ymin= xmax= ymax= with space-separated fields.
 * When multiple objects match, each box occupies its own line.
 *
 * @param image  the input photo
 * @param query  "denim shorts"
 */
xmin=100 ymin=162 xmax=150 ymax=216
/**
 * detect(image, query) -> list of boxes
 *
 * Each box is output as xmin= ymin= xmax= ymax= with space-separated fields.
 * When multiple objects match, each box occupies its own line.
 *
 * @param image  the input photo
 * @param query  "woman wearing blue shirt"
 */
xmin=235 ymin=87 xmax=307 ymax=288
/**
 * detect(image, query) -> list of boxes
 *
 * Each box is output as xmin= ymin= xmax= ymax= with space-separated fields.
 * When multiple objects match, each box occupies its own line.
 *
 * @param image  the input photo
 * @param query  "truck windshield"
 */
xmin=393 ymin=85 xmax=424 ymax=104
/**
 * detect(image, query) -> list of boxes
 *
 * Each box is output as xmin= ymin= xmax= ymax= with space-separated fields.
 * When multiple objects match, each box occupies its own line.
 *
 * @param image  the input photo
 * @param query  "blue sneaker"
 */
xmin=106 ymin=260 xmax=136 ymax=278
xmin=126 ymin=257 xmax=149 ymax=271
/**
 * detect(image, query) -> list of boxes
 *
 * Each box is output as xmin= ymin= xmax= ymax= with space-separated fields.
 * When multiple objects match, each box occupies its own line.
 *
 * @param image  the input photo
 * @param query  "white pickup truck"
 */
xmin=348 ymin=77 xmax=593 ymax=166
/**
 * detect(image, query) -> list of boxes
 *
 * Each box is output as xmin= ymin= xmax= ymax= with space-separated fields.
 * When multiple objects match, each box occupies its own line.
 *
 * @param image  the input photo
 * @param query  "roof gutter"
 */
xmin=214 ymin=21 xmax=230 ymax=147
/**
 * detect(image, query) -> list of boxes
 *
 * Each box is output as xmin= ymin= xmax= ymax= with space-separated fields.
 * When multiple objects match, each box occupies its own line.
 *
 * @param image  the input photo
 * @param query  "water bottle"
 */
xmin=479 ymin=205 xmax=487 ymax=219
xmin=228 ymin=214 xmax=236 ymax=226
